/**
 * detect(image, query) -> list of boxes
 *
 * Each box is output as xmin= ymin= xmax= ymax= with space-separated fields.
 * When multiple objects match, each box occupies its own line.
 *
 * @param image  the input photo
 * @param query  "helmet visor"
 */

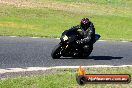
xmin=81 ymin=23 xmax=89 ymax=31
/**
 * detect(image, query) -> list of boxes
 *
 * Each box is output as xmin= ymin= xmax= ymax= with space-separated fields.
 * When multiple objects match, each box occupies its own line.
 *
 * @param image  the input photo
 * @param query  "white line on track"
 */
xmin=0 ymin=65 xmax=132 ymax=74
xmin=121 ymin=41 xmax=129 ymax=42
xmin=9 ymin=36 xmax=17 ymax=37
xmin=30 ymin=37 xmax=40 ymax=38
xmin=98 ymin=40 xmax=107 ymax=41
xmin=56 ymin=38 xmax=60 ymax=39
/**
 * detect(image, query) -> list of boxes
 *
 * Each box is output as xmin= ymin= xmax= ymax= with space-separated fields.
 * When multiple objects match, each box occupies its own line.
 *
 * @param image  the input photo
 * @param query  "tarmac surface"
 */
xmin=0 ymin=36 xmax=132 ymax=69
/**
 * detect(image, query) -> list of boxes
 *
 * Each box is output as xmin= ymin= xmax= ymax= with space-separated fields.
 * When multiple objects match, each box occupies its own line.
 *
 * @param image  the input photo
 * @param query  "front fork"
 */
xmin=60 ymin=42 xmax=77 ymax=56
xmin=59 ymin=42 xmax=69 ymax=55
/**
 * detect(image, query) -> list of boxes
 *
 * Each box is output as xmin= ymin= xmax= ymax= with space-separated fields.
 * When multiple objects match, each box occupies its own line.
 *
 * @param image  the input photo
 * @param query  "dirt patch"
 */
xmin=0 ymin=0 xmax=77 ymax=11
xmin=0 ymin=69 xmax=59 ymax=79
xmin=0 ymin=22 xmax=39 ymax=29
xmin=0 ymin=0 xmax=130 ymax=17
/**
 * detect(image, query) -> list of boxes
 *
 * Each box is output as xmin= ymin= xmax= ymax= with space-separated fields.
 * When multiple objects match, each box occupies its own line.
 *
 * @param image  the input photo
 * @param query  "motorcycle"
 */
xmin=51 ymin=30 xmax=100 ymax=59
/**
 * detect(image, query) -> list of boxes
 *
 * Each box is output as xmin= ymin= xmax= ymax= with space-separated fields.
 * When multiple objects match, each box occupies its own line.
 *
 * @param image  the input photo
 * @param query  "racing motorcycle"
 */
xmin=51 ymin=30 xmax=100 ymax=59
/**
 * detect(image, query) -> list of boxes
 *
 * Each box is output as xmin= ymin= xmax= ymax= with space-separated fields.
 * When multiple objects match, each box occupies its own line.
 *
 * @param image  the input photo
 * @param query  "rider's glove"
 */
xmin=76 ymin=37 xmax=91 ymax=44
xmin=76 ymin=40 xmax=83 ymax=44
xmin=83 ymin=37 xmax=91 ymax=43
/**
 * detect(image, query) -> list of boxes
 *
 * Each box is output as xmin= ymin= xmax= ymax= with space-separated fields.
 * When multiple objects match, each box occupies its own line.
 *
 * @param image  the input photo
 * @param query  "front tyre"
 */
xmin=51 ymin=44 xmax=62 ymax=59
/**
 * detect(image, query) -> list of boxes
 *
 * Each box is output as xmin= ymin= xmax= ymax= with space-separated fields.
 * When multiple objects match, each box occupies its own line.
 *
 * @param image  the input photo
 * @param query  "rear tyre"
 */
xmin=79 ymin=45 xmax=93 ymax=58
xmin=84 ymin=45 xmax=93 ymax=57
xmin=51 ymin=44 xmax=62 ymax=59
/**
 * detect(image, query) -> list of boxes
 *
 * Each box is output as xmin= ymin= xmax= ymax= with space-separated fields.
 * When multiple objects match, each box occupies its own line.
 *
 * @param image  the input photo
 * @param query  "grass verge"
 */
xmin=0 ymin=0 xmax=132 ymax=41
xmin=0 ymin=67 xmax=132 ymax=88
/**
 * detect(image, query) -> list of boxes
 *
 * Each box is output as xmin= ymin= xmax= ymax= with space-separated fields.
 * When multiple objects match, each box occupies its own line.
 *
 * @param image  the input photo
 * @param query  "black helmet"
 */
xmin=80 ymin=18 xmax=90 ymax=31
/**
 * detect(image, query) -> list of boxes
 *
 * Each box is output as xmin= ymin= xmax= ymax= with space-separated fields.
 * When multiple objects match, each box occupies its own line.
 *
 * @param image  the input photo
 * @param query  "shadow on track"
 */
xmin=88 ymin=56 xmax=123 ymax=60
xmin=58 ymin=56 xmax=123 ymax=60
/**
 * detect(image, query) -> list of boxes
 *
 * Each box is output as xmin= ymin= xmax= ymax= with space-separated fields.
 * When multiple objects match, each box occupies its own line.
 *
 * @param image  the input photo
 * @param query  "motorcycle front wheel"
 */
xmin=51 ymin=44 xmax=62 ymax=59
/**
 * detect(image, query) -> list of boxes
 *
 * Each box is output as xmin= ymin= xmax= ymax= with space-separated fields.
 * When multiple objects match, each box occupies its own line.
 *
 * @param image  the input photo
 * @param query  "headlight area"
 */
xmin=63 ymin=35 xmax=68 ymax=41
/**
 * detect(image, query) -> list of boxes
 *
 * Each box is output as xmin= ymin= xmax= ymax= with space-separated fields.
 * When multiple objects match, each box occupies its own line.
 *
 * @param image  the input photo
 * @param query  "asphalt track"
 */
xmin=0 ymin=36 xmax=132 ymax=69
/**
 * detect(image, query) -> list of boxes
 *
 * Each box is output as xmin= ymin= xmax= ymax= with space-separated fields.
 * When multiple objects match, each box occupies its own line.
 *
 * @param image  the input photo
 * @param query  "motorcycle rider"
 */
xmin=67 ymin=18 xmax=100 ymax=56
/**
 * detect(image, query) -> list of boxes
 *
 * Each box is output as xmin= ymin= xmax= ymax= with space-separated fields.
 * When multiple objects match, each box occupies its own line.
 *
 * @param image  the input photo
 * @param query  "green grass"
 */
xmin=0 ymin=72 xmax=75 ymax=88
xmin=0 ymin=67 xmax=132 ymax=88
xmin=0 ymin=0 xmax=132 ymax=41
xmin=54 ymin=0 xmax=132 ymax=5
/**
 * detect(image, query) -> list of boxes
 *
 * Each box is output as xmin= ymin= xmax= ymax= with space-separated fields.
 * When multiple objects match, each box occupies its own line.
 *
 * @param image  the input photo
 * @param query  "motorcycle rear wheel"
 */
xmin=77 ymin=45 xmax=93 ymax=58
xmin=83 ymin=45 xmax=93 ymax=57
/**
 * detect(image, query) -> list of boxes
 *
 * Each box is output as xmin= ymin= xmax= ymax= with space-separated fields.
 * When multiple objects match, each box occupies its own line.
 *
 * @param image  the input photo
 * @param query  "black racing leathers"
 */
xmin=67 ymin=22 xmax=95 ymax=45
